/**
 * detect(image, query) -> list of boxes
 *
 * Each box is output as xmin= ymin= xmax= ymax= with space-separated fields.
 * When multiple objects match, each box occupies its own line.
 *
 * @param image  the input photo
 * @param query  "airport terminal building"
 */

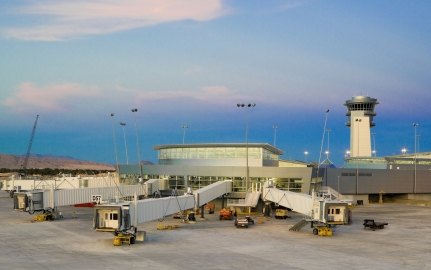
xmin=323 ymin=153 xmax=431 ymax=202
xmin=119 ymin=96 xmax=431 ymax=204
xmin=119 ymin=145 xmax=431 ymax=204
xmin=119 ymin=143 xmax=314 ymax=197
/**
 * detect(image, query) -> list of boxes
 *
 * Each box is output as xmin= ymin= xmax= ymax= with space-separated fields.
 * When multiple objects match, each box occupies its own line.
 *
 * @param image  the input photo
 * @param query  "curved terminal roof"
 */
xmin=154 ymin=143 xmax=284 ymax=156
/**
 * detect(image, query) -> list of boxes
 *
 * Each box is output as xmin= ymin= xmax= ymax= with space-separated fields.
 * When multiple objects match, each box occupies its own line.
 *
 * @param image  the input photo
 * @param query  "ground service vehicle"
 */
xmin=275 ymin=208 xmax=289 ymax=219
xmin=363 ymin=219 xmax=388 ymax=230
xmin=205 ymin=202 xmax=215 ymax=214
xmin=219 ymin=208 xmax=233 ymax=220
xmin=235 ymin=216 xmax=254 ymax=228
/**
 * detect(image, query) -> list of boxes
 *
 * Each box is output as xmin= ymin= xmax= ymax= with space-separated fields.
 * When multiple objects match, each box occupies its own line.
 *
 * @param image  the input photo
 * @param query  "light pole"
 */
xmin=326 ymin=128 xmax=332 ymax=163
xmin=325 ymin=150 xmax=330 ymax=160
xmin=413 ymin=122 xmax=419 ymax=193
xmin=182 ymin=124 xmax=188 ymax=144
xmin=131 ymin=108 xmax=142 ymax=178
xmin=110 ymin=113 xmax=119 ymax=171
xmin=417 ymin=134 xmax=421 ymax=153
xmin=401 ymin=147 xmax=407 ymax=155
xmin=371 ymin=132 xmax=376 ymax=157
xmin=413 ymin=123 xmax=419 ymax=154
xmin=304 ymin=151 xmax=309 ymax=162
xmin=272 ymin=125 xmax=278 ymax=146
xmin=120 ymin=122 xmax=129 ymax=165
xmin=318 ymin=109 xmax=330 ymax=166
xmin=237 ymin=103 xmax=256 ymax=193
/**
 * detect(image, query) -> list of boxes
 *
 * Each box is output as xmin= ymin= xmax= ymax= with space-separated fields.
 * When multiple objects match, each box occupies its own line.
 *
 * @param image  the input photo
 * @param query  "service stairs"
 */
xmin=289 ymin=219 xmax=309 ymax=231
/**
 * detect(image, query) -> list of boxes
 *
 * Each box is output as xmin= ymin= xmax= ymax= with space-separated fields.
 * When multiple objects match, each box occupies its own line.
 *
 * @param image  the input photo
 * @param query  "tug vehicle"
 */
xmin=275 ymin=208 xmax=289 ymax=219
xmin=234 ymin=216 xmax=254 ymax=228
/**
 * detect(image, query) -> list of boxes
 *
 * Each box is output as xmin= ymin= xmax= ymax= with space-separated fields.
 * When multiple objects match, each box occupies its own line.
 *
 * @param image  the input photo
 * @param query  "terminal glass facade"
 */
xmin=162 ymin=176 xmax=303 ymax=193
xmin=158 ymin=147 xmax=279 ymax=161
xmin=118 ymin=143 xmax=314 ymax=195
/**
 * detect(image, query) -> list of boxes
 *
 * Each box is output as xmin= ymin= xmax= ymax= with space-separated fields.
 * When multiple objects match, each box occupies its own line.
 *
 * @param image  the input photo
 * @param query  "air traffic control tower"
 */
xmin=344 ymin=96 xmax=379 ymax=158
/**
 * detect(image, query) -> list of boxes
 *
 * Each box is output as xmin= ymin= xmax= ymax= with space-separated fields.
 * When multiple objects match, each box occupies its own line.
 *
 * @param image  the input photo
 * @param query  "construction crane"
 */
xmin=20 ymin=115 xmax=39 ymax=175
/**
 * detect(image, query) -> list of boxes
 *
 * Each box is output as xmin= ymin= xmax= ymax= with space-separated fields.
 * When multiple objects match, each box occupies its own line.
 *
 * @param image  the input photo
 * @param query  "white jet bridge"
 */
xmin=13 ymin=182 xmax=158 ymax=214
xmin=227 ymin=183 xmax=261 ymax=208
xmin=93 ymin=180 xmax=233 ymax=234
xmin=2 ymin=173 xmax=120 ymax=195
xmin=262 ymin=181 xmax=350 ymax=232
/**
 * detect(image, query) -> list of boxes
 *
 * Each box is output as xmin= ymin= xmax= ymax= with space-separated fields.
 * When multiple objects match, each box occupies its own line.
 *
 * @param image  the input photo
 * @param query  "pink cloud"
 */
xmin=3 ymin=82 xmax=100 ymax=113
xmin=2 ymin=0 xmax=229 ymax=41
xmin=135 ymin=85 xmax=245 ymax=105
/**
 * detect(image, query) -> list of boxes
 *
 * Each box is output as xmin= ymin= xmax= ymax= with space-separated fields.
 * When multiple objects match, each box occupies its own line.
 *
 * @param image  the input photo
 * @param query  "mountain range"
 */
xmin=0 ymin=153 xmax=115 ymax=171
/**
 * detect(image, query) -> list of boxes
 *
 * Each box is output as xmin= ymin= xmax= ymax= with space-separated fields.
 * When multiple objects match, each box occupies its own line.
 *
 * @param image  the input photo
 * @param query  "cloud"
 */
xmin=136 ymin=85 xmax=241 ymax=104
xmin=1 ymin=0 xmax=228 ymax=41
xmin=277 ymin=0 xmax=311 ymax=12
xmin=2 ymin=82 xmax=101 ymax=113
xmin=183 ymin=66 xmax=204 ymax=76
xmin=2 ymin=83 xmax=258 ymax=115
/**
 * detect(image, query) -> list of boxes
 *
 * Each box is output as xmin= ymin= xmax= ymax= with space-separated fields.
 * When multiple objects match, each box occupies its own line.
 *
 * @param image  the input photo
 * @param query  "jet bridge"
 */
xmin=13 ymin=184 xmax=149 ymax=213
xmin=94 ymin=180 xmax=232 ymax=232
xmin=194 ymin=180 xmax=232 ymax=208
xmin=262 ymin=181 xmax=349 ymax=226
xmin=2 ymin=173 xmax=120 ymax=193
xmin=227 ymin=183 xmax=261 ymax=208
xmin=262 ymin=187 xmax=314 ymax=217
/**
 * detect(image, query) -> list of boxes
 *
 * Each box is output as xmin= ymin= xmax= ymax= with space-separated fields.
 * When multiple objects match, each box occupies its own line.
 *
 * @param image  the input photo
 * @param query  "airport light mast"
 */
xmin=344 ymin=96 xmax=379 ymax=158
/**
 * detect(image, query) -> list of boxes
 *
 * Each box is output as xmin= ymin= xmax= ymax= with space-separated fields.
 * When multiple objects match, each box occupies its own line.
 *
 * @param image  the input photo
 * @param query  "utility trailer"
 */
xmin=363 ymin=219 xmax=388 ymax=230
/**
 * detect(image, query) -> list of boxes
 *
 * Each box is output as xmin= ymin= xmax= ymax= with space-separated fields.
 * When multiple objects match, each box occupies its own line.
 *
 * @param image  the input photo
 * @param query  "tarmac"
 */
xmin=1 ymin=192 xmax=430 ymax=270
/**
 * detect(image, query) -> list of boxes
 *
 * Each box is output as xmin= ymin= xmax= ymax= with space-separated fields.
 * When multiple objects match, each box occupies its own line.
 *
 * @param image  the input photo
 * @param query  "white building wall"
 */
xmin=350 ymin=112 xmax=372 ymax=157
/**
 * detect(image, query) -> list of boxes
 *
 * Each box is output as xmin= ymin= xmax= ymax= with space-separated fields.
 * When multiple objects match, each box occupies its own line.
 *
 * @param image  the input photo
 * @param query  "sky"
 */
xmin=0 ymin=0 xmax=430 ymax=167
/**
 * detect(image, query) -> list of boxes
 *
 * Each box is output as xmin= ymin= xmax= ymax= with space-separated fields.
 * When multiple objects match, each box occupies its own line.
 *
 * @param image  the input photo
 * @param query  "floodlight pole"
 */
xmin=413 ymin=123 xmax=419 ymax=194
xmin=237 ymin=103 xmax=256 ymax=193
xmin=110 ymin=113 xmax=120 ymax=172
xmin=182 ymin=124 xmax=188 ymax=144
xmin=318 ymin=109 xmax=330 ymax=166
xmin=120 ymin=122 xmax=129 ymax=165
xmin=272 ymin=125 xmax=278 ymax=146
xmin=131 ymin=108 xmax=143 ymax=178
xmin=372 ymin=132 xmax=376 ymax=157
